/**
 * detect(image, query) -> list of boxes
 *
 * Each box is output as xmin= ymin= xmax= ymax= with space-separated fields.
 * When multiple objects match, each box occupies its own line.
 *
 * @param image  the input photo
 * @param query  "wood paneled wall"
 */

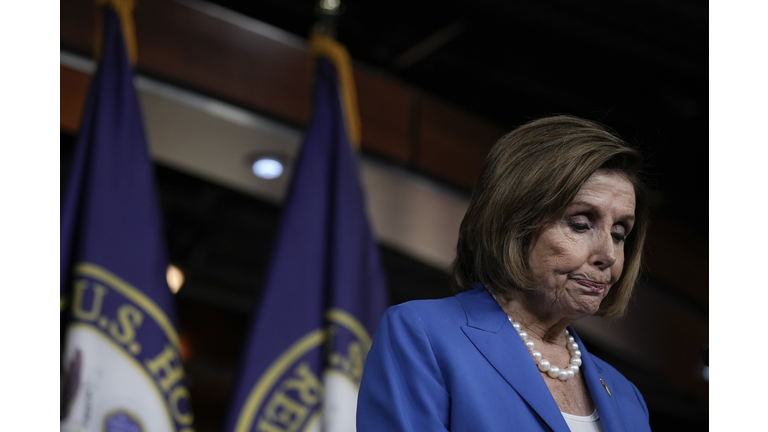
xmin=61 ymin=0 xmax=511 ymax=192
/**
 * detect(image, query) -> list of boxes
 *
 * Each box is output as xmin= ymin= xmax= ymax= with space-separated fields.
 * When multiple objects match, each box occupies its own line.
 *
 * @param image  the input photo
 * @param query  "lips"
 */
xmin=575 ymin=279 xmax=607 ymax=292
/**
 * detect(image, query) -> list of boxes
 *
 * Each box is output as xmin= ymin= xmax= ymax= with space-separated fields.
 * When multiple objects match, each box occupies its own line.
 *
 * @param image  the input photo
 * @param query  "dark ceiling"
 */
xmin=209 ymin=0 xmax=709 ymax=240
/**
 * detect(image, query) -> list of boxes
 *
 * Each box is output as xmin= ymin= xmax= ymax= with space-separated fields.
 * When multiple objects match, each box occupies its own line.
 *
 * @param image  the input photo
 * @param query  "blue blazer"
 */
xmin=357 ymin=286 xmax=651 ymax=431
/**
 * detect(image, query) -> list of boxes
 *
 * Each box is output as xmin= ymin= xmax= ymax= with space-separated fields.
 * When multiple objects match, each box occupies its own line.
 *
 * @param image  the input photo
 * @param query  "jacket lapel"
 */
xmin=457 ymin=288 xmax=571 ymax=432
xmin=572 ymin=331 xmax=629 ymax=432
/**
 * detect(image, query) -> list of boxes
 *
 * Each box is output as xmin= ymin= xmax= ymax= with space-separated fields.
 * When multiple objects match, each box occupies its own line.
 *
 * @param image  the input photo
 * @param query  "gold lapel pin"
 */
xmin=600 ymin=378 xmax=612 ymax=397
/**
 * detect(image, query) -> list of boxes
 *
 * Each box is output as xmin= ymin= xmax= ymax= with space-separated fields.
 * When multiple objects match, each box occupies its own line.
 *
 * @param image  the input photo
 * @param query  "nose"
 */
xmin=591 ymin=230 xmax=617 ymax=270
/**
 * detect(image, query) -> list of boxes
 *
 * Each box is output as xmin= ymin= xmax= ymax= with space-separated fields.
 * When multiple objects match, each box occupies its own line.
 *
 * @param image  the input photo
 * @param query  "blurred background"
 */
xmin=60 ymin=0 xmax=708 ymax=430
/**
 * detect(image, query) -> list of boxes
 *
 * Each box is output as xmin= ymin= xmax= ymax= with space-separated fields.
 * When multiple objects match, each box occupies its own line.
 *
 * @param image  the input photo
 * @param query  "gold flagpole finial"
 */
xmin=93 ymin=0 xmax=138 ymax=66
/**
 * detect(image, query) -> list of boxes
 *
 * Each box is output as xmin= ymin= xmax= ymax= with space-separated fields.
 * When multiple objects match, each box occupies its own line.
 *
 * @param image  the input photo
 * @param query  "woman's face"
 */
xmin=527 ymin=169 xmax=636 ymax=319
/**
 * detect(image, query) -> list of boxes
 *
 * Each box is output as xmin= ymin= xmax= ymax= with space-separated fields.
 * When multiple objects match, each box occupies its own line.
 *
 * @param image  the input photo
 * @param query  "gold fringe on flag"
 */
xmin=93 ymin=0 xmax=138 ymax=66
xmin=308 ymin=30 xmax=362 ymax=149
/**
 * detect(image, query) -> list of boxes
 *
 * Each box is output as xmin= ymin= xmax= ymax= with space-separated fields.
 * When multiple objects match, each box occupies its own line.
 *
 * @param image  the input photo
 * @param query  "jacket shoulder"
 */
xmin=383 ymin=295 xmax=466 ymax=327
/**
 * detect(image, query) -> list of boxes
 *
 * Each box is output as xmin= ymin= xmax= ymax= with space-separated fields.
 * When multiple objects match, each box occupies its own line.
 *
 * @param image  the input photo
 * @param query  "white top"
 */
xmin=561 ymin=409 xmax=604 ymax=432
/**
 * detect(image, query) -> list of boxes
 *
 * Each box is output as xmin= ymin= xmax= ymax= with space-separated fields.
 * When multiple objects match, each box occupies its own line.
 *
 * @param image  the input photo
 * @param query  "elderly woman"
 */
xmin=356 ymin=115 xmax=651 ymax=431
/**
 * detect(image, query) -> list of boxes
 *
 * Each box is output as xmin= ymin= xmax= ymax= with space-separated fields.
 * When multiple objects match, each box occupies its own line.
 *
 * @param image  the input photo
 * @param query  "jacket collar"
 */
xmin=456 ymin=285 xmax=628 ymax=432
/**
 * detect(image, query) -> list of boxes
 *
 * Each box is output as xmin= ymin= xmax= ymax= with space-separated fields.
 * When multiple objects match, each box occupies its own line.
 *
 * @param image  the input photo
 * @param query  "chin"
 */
xmin=572 ymin=302 xmax=602 ymax=318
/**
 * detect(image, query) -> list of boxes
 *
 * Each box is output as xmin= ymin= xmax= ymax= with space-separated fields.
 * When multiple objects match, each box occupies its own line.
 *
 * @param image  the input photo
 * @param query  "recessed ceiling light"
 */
xmin=252 ymin=157 xmax=284 ymax=179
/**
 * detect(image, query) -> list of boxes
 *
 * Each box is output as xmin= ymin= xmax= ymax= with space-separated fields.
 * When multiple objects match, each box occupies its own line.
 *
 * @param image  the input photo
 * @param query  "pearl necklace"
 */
xmin=507 ymin=315 xmax=582 ymax=381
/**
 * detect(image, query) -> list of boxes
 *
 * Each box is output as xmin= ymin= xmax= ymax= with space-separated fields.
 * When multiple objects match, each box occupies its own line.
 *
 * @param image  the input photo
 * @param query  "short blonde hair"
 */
xmin=450 ymin=115 xmax=648 ymax=319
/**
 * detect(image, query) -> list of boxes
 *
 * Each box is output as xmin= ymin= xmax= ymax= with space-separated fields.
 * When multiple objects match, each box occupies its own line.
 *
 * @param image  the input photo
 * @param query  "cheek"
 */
xmin=532 ymin=238 xmax=584 ymax=275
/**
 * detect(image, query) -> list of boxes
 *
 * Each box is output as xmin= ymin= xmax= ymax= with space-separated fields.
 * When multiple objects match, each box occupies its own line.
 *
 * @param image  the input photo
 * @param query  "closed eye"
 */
xmin=570 ymin=222 xmax=590 ymax=232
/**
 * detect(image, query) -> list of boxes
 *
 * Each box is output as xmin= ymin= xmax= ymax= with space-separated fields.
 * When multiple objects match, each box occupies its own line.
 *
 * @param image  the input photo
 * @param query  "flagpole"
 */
xmin=223 ymin=3 xmax=389 ymax=431
xmin=308 ymin=0 xmax=362 ymax=149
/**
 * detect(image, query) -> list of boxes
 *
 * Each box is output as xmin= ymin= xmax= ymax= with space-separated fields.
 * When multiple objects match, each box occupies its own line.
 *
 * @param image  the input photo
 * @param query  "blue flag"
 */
xmin=224 ymin=53 xmax=389 ymax=432
xmin=60 ymin=5 xmax=194 ymax=432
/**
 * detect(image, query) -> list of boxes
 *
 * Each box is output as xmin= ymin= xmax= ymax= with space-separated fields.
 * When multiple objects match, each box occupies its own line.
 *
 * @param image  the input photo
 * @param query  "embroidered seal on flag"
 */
xmin=233 ymin=309 xmax=372 ymax=432
xmin=60 ymin=263 xmax=194 ymax=432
